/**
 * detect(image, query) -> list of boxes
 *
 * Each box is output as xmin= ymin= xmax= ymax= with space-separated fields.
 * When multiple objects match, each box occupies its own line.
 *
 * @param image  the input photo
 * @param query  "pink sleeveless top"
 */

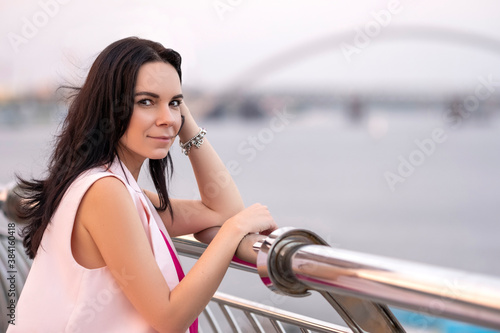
xmin=8 ymin=159 xmax=197 ymax=333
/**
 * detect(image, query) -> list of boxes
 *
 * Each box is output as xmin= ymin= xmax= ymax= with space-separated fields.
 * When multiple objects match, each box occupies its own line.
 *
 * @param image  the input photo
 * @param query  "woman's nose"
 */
xmin=156 ymin=104 xmax=177 ymax=126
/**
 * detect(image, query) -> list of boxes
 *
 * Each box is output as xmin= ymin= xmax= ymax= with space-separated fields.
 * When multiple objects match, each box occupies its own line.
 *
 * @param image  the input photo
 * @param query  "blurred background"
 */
xmin=1 ymin=0 xmax=500 ymax=332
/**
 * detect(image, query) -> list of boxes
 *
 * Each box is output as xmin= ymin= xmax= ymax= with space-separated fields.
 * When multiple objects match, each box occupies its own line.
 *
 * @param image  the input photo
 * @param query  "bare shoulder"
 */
xmin=77 ymin=175 xmax=136 ymax=229
xmin=76 ymin=175 xmax=154 ymax=267
xmin=85 ymin=175 xmax=129 ymax=200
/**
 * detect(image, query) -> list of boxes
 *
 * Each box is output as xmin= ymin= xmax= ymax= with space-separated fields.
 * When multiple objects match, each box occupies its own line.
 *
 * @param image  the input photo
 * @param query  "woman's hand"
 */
xmin=179 ymin=99 xmax=192 ymax=121
xmin=225 ymin=203 xmax=278 ymax=238
xmin=178 ymin=101 xmax=200 ymax=143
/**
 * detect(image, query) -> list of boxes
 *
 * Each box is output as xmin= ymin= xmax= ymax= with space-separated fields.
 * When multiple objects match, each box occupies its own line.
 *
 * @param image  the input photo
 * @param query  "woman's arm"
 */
xmin=79 ymin=177 xmax=276 ymax=333
xmin=148 ymin=102 xmax=245 ymax=237
xmin=190 ymin=226 xmax=265 ymax=264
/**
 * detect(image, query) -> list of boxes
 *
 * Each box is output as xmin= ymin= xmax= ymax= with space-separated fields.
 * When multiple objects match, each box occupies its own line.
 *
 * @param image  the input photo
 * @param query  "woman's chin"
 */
xmin=148 ymin=150 xmax=170 ymax=160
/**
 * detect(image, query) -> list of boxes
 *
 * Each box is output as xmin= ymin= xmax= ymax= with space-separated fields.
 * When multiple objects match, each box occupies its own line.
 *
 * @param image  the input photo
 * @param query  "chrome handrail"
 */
xmin=174 ymin=232 xmax=406 ymax=332
xmin=174 ymin=228 xmax=500 ymax=332
xmin=291 ymin=244 xmax=500 ymax=329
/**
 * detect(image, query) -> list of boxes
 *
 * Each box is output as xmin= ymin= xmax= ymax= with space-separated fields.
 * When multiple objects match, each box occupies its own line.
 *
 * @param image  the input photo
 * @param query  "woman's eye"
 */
xmin=170 ymin=100 xmax=182 ymax=108
xmin=138 ymin=99 xmax=153 ymax=106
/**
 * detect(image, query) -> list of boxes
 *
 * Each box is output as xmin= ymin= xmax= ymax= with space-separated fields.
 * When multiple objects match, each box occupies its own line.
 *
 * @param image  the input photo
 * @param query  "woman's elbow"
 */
xmin=193 ymin=226 xmax=220 ymax=244
xmin=152 ymin=303 xmax=194 ymax=333
xmin=154 ymin=317 xmax=190 ymax=333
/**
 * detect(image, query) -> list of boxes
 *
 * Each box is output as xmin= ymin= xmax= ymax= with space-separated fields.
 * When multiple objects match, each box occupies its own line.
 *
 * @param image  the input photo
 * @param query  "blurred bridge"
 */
xmin=193 ymin=25 xmax=500 ymax=120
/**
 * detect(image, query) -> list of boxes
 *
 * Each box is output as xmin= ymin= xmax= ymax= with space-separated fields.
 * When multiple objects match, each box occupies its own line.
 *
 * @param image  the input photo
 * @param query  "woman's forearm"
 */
xmin=194 ymin=226 xmax=264 ymax=265
xmin=164 ymin=222 xmax=243 ymax=332
xmin=161 ymin=204 xmax=277 ymax=332
xmin=234 ymin=233 xmax=264 ymax=264
xmin=179 ymin=110 xmax=244 ymax=219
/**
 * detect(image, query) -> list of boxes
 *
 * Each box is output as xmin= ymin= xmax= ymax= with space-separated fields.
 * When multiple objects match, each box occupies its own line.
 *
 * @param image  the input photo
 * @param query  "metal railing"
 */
xmin=174 ymin=227 xmax=500 ymax=332
xmin=174 ymin=232 xmax=405 ymax=332
xmin=202 ymin=291 xmax=349 ymax=333
xmin=2 ymin=182 xmax=500 ymax=332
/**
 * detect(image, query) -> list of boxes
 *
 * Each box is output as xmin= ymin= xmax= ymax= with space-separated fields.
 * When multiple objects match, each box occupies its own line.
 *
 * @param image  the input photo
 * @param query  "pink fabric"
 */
xmin=231 ymin=255 xmax=257 ymax=268
xmin=159 ymin=230 xmax=198 ymax=333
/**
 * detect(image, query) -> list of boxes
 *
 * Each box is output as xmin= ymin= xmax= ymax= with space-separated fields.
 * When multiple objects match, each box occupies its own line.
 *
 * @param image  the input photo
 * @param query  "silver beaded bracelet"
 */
xmin=179 ymin=128 xmax=207 ymax=156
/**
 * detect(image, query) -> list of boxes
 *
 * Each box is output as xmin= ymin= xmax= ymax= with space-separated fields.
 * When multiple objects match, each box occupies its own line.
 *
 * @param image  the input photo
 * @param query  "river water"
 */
xmin=1 ymin=107 xmax=499 ymax=331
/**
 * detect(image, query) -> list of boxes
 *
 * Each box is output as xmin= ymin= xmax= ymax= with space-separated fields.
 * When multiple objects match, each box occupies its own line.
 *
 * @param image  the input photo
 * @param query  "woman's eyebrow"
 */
xmin=134 ymin=91 xmax=160 ymax=98
xmin=171 ymin=94 xmax=184 ymax=100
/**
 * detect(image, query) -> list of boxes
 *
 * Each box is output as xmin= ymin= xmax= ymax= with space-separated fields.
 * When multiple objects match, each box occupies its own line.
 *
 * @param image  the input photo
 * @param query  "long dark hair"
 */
xmin=17 ymin=37 xmax=182 ymax=259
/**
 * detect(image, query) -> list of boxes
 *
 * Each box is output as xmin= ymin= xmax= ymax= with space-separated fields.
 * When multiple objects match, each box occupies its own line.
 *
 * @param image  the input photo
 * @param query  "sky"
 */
xmin=1 ymin=0 xmax=500 ymax=97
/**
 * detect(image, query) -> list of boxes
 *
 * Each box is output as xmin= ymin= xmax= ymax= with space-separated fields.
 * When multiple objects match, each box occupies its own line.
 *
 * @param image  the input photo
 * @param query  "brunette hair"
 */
xmin=18 ymin=37 xmax=182 ymax=259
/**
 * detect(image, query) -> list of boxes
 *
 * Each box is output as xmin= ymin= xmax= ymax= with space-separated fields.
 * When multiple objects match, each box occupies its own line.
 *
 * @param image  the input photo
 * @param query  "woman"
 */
xmin=9 ymin=37 xmax=277 ymax=333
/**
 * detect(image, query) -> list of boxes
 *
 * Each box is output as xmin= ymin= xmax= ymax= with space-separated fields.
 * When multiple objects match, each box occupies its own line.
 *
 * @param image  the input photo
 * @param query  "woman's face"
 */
xmin=119 ymin=61 xmax=183 ymax=165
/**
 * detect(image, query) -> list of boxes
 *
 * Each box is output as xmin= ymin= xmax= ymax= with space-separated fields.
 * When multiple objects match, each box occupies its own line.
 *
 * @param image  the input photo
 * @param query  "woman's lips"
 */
xmin=148 ymin=135 xmax=173 ymax=142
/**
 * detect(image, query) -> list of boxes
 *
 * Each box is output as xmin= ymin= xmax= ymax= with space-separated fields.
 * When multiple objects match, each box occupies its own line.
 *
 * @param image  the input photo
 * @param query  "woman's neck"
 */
xmin=116 ymin=150 xmax=144 ymax=181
